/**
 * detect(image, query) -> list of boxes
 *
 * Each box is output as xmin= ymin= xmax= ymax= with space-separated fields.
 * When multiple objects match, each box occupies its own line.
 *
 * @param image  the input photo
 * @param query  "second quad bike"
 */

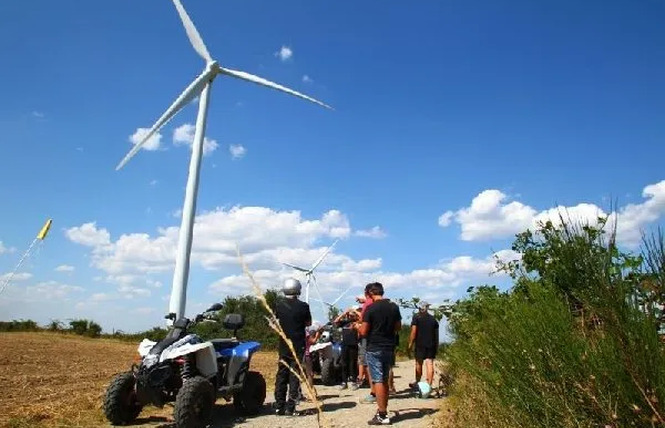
xmin=103 ymin=304 xmax=266 ymax=428
xmin=309 ymin=323 xmax=343 ymax=385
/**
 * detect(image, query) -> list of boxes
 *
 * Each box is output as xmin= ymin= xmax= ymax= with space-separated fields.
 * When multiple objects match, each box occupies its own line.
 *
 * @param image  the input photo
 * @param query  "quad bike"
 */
xmin=309 ymin=323 xmax=343 ymax=385
xmin=103 ymin=304 xmax=266 ymax=428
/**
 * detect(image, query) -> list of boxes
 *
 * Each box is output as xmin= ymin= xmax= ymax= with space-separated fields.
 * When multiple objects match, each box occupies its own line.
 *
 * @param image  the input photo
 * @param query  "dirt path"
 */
xmin=127 ymin=361 xmax=442 ymax=428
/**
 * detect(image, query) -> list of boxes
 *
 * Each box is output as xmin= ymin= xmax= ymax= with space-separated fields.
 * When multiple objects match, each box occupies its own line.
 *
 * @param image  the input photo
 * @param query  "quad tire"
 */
xmin=321 ymin=358 xmax=335 ymax=386
xmin=103 ymin=372 xmax=143 ymax=425
xmin=233 ymin=371 xmax=267 ymax=415
xmin=174 ymin=376 xmax=215 ymax=428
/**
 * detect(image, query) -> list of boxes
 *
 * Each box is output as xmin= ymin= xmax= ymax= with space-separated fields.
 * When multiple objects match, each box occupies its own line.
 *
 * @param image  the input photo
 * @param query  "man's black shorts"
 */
xmin=415 ymin=346 xmax=437 ymax=361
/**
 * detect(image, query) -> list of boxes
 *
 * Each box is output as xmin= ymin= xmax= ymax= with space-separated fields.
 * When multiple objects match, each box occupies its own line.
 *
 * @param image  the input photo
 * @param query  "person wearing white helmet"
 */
xmin=274 ymin=278 xmax=312 ymax=416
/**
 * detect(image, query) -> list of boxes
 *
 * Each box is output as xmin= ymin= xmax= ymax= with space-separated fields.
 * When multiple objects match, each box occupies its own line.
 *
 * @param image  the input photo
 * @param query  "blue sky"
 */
xmin=0 ymin=0 xmax=664 ymax=334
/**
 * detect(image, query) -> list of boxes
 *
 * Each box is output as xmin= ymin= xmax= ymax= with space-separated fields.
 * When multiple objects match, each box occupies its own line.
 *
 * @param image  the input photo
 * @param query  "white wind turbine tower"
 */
xmin=282 ymin=239 xmax=339 ymax=308
xmin=115 ymin=0 xmax=331 ymax=323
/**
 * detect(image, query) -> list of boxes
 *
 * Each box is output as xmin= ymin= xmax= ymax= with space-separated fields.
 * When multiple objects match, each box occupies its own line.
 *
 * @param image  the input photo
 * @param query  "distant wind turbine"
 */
xmin=312 ymin=283 xmax=356 ymax=309
xmin=282 ymin=239 xmax=339 ymax=307
xmin=115 ymin=0 xmax=331 ymax=323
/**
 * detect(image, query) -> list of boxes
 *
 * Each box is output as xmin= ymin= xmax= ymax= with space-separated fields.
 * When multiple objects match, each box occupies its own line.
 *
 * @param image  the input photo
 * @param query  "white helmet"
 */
xmin=308 ymin=321 xmax=322 ymax=333
xmin=282 ymin=278 xmax=302 ymax=296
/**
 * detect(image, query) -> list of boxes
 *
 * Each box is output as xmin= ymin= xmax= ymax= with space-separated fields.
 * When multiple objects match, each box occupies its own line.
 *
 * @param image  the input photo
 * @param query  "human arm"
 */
xmin=408 ymin=325 xmax=417 ymax=351
xmin=304 ymin=303 xmax=312 ymax=327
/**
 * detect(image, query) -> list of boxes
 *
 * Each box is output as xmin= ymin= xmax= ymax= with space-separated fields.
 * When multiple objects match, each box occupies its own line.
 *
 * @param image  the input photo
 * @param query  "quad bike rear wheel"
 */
xmin=103 ymin=372 xmax=143 ymax=425
xmin=233 ymin=371 xmax=266 ymax=415
xmin=321 ymin=358 xmax=336 ymax=386
xmin=174 ymin=376 xmax=215 ymax=428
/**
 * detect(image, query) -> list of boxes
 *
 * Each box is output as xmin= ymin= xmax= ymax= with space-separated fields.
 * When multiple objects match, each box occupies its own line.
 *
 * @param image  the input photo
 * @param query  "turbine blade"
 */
xmin=219 ymin=67 xmax=333 ymax=110
xmin=331 ymin=284 xmax=355 ymax=306
xmin=311 ymin=276 xmax=327 ymax=315
xmin=172 ymin=0 xmax=212 ymax=63
xmin=281 ymin=262 xmax=309 ymax=273
xmin=115 ymin=71 xmax=212 ymax=170
xmin=311 ymin=239 xmax=339 ymax=271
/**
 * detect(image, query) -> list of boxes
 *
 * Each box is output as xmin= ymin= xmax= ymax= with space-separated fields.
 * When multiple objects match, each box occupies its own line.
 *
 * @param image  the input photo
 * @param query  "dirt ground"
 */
xmin=0 ymin=332 xmax=443 ymax=428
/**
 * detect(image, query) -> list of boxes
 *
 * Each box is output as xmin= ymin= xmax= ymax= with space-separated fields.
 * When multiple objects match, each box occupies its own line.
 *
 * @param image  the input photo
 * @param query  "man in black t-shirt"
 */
xmin=274 ymin=278 xmax=312 ymax=416
xmin=360 ymin=282 xmax=402 ymax=425
xmin=408 ymin=301 xmax=439 ymax=388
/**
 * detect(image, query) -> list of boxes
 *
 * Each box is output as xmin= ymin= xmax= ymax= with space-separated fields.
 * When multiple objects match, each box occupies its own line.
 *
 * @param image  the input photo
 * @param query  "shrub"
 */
xmin=445 ymin=219 xmax=665 ymax=427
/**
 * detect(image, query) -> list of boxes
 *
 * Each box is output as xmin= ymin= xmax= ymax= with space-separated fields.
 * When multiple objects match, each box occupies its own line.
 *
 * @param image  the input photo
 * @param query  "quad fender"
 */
xmin=309 ymin=342 xmax=331 ymax=353
xmin=217 ymin=341 xmax=261 ymax=385
xmin=162 ymin=342 xmax=217 ymax=378
xmin=138 ymin=339 xmax=157 ymax=357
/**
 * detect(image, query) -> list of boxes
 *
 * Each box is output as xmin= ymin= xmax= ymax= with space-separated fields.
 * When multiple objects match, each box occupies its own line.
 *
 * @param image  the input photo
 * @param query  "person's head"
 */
xmin=418 ymin=301 xmax=431 ymax=313
xmin=282 ymin=277 xmax=302 ymax=299
xmin=365 ymin=282 xmax=384 ymax=301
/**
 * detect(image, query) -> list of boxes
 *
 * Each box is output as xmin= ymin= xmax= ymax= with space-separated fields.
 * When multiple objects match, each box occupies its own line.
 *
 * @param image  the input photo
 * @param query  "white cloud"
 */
xmin=0 ymin=272 xmax=32 ymax=282
xmin=275 ymin=45 xmax=293 ymax=61
xmin=32 ymin=111 xmax=45 ymax=118
xmin=90 ymin=293 xmax=113 ymax=302
xmin=438 ymin=212 xmax=454 ymax=227
xmin=129 ymin=128 xmax=162 ymax=151
xmin=302 ymin=75 xmax=313 ymax=84
xmin=149 ymin=179 xmax=158 ymax=186
xmin=173 ymin=123 xmax=218 ymax=156
xmin=209 ymin=249 xmax=515 ymax=303
xmin=229 ymin=144 xmax=247 ymax=160
xmin=441 ymin=189 xmax=536 ymax=241
xmin=65 ymin=222 xmax=111 ymax=247
xmin=355 ymin=226 xmax=388 ymax=239
xmin=67 ymin=207 xmax=353 ymax=275
xmin=55 ymin=265 xmax=75 ymax=273
xmin=0 ymin=241 xmax=14 ymax=254
xmin=439 ymin=180 xmax=665 ymax=248
xmin=26 ymin=281 xmax=84 ymax=300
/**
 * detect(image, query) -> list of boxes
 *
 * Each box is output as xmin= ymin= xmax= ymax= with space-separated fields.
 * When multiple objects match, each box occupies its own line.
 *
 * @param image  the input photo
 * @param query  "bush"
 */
xmin=0 ymin=319 xmax=40 ymax=332
xmin=69 ymin=319 xmax=102 ymax=338
xmin=445 ymin=219 xmax=665 ymax=428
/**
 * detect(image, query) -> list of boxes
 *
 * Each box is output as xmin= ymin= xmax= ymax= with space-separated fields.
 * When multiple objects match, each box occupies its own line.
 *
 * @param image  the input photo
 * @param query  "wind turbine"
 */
xmin=282 ymin=239 xmax=338 ymax=305
xmin=115 ymin=0 xmax=331 ymax=323
xmin=312 ymin=283 xmax=356 ymax=311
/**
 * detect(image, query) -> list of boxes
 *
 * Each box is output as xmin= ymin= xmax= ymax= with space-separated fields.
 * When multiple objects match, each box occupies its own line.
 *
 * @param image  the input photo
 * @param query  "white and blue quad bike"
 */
xmin=309 ymin=323 xmax=343 ymax=386
xmin=103 ymin=304 xmax=266 ymax=428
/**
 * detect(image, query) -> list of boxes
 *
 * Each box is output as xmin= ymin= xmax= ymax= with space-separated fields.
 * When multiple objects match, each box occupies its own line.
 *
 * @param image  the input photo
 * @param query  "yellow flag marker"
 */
xmin=0 ymin=218 xmax=54 ymax=296
xmin=36 ymin=219 xmax=52 ymax=240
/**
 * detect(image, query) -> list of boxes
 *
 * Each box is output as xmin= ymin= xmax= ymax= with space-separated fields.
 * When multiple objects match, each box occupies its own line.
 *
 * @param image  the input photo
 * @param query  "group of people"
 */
xmin=273 ymin=277 xmax=440 ymax=425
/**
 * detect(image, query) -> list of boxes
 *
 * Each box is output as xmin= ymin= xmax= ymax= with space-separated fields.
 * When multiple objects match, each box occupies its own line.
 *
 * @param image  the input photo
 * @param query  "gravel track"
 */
xmin=126 ymin=361 xmax=442 ymax=428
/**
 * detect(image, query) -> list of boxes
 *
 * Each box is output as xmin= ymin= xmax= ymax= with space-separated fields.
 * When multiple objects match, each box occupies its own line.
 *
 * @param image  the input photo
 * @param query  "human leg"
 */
xmin=285 ymin=354 xmax=302 ymax=413
xmin=274 ymin=356 xmax=291 ymax=413
xmin=349 ymin=345 xmax=359 ymax=383
xmin=425 ymin=358 xmax=434 ymax=385
xmin=367 ymin=351 xmax=392 ymax=425
xmin=340 ymin=345 xmax=350 ymax=386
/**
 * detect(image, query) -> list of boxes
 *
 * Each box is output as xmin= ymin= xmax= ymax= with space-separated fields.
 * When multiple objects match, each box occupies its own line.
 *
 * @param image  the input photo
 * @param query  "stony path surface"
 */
xmin=126 ymin=361 xmax=443 ymax=428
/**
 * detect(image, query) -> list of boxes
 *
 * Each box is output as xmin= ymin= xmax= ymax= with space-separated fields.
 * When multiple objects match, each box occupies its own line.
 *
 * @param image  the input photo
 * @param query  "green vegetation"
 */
xmin=0 ymin=289 xmax=284 ymax=348
xmin=442 ymin=217 xmax=665 ymax=427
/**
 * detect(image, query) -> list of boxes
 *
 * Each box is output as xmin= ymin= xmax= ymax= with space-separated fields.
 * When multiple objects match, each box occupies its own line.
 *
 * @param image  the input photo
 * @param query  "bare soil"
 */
xmin=0 ymin=332 xmax=442 ymax=428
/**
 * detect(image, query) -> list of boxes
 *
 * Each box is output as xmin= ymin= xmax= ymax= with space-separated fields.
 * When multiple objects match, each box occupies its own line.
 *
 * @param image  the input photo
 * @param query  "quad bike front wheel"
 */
xmin=233 ymin=371 xmax=267 ymax=415
xmin=320 ymin=358 xmax=336 ymax=386
xmin=174 ymin=376 xmax=215 ymax=428
xmin=103 ymin=372 xmax=143 ymax=425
